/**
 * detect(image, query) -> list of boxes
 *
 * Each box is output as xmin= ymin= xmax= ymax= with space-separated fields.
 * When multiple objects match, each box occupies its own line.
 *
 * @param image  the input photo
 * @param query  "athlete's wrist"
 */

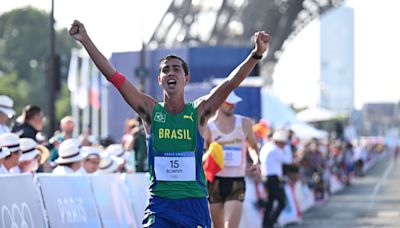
xmin=251 ymin=50 xmax=263 ymax=60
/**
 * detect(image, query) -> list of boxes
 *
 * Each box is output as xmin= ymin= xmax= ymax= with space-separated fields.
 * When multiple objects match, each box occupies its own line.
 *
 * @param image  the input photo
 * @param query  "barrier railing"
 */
xmin=0 ymin=151 xmax=388 ymax=228
xmin=1 ymin=173 xmax=147 ymax=228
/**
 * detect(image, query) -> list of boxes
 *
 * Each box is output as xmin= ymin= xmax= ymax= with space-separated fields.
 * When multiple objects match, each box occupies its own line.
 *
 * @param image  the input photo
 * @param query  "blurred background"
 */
xmin=1 ymin=0 xmax=399 ymax=145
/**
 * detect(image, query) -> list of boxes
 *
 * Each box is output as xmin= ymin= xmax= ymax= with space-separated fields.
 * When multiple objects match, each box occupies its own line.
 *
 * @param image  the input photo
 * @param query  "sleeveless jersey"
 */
xmin=208 ymin=115 xmax=247 ymax=177
xmin=148 ymin=102 xmax=207 ymax=199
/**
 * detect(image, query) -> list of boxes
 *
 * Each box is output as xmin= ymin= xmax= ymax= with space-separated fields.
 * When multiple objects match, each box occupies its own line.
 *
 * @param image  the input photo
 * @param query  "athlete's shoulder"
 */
xmin=240 ymin=115 xmax=255 ymax=124
xmin=240 ymin=116 xmax=255 ymax=136
xmin=235 ymin=114 xmax=255 ymax=124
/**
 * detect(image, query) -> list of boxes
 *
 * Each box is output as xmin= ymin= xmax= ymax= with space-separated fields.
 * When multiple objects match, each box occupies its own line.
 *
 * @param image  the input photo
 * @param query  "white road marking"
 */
xmin=367 ymin=159 xmax=394 ymax=210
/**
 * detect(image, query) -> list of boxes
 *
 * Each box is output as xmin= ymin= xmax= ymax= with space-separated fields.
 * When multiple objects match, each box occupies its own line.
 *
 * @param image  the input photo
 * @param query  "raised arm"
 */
xmin=196 ymin=31 xmax=271 ymax=129
xmin=69 ymin=20 xmax=156 ymax=127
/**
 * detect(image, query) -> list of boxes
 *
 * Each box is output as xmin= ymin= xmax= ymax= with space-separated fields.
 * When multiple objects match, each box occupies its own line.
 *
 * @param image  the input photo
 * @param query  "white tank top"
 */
xmin=208 ymin=115 xmax=247 ymax=177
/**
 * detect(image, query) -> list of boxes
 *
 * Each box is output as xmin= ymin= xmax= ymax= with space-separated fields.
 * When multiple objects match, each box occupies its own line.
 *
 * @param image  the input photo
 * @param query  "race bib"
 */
xmin=154 ymin=151 xmax=196 ymax=181
xmin=223 ymin=146 xmax=242 ymax=167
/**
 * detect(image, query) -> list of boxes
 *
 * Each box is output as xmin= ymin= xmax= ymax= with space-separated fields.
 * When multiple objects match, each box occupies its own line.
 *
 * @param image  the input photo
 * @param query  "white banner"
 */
xmin=90 ymin=174 xmax=138 ymax=228
xmin=35 ymin=174 xmax=102 ymax=228
xmin=123 ymin=173 xmax=151 ymax=226
xmin=0 ymin=174 xmax=47 ymax=228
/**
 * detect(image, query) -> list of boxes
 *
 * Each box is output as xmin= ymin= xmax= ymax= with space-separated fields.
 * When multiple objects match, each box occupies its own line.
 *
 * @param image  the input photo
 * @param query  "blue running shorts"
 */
xmin=142 ymin=196 xmax=211 ymax=228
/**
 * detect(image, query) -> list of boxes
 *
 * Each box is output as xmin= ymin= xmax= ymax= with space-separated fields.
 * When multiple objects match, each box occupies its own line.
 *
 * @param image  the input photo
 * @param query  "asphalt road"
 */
xmin=290 ymin=155 xmax=400 ymax=228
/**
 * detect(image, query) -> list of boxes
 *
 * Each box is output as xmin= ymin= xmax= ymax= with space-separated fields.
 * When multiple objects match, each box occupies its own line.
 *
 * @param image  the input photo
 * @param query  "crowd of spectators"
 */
xmin=0 ymin=95 xmax=147 ymax=176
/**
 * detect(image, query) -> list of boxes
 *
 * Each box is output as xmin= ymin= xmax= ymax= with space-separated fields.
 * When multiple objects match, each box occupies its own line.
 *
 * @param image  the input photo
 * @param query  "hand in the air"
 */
xmin=69 ymin=20 xmax=87 ymax=42
xmin=254 ymin=31 xmax=271 ymax=56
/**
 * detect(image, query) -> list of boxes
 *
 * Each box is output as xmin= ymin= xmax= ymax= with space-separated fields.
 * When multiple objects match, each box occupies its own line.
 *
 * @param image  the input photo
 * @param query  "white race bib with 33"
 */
xmin=223 ymin=146 xmax=242 ymax=167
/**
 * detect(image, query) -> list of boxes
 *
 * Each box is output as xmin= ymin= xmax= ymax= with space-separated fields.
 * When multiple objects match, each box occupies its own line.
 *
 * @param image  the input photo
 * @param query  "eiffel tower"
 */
xmin=148 ymin=0 xmax=343 ymax=85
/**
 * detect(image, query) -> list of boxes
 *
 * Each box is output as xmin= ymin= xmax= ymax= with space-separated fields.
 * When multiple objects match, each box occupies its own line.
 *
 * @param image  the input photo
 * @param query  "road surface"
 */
xmin=292 ymin=156 xmax=400 ymax=227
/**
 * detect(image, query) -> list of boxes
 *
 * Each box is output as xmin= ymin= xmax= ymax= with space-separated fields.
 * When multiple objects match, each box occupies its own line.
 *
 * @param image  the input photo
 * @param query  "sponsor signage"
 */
xmin=0 ymin=174 xmax=47 ymax=228
xmin=123 ymin=173 xmax=150 ymax=226
xmin=90 ymin=174 xmax=138 ymax=228
xmin=35 ymin=174 xmax=102 ymax=228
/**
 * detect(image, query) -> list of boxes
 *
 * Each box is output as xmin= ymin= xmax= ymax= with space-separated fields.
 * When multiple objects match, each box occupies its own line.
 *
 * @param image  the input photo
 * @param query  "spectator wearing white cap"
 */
xmin=97 ymin=152 xmax=124 ymax=174
xmin=204 ymin=91 xmax=260 ymax=228
xmin=106 ymin=144 xmax=132 ymax=173
xmin=0 ymin=147 xmax=11 ymax=174
xmin=0 ymin=146 xmax=10 ymax=160
xmin=10 ymin=138 xmax=40 ymax=174
xmin=52 ymin=139 xmax=83 ymax=174
xmin=0 ymin=133 xmax=21 ymax=174
xmin=78 ymin=146 xmax=101 ymax=174
xmin=259 ymin=129 xmax=292 ymax=228
xmin=0 ymin=95 xmax=16 ymax=134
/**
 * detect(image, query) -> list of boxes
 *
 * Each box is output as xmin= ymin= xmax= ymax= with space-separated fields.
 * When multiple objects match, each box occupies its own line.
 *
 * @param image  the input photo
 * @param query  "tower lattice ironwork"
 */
xmin=148 ymin=0 xmax=344 ymax=84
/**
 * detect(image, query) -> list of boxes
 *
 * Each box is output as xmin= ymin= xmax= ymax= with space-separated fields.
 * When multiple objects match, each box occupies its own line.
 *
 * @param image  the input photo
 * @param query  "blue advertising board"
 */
xmin=0 ymin=174 xmax=47 ymax=228
xmin=90 ymin=174 xmax=138 ymax=228
xmin=35 ymin=174 xmax=102 ymax=228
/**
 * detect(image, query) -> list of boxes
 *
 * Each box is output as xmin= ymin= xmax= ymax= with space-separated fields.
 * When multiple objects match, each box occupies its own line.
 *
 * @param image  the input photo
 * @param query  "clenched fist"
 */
xmin=69 ymin=20 xmax=87 ymax=42
xmin=254 ymin=31 xmax=271 ymax=57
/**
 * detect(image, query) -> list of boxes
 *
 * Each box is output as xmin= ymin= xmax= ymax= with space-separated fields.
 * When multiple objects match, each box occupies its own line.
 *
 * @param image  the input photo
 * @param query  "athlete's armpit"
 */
xmin=137 ymin=105 xmax=152 ymax=125
xmin=199 ymin=108 xmax=212 ymax=127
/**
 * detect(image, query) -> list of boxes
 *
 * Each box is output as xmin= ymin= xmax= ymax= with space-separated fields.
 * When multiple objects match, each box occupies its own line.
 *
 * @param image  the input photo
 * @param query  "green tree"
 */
xmin=0 ymin=7 xmax=49 ymax=80
xmin=0 ymin=7 xmax=79 ymax=127
xmin=0 ymin=72 xmax=29 ymax=116
xmin=56 ymin=85 xmax=71 ymax=121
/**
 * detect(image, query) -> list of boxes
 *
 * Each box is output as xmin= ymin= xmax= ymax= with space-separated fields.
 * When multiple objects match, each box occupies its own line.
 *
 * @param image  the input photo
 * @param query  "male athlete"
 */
xmin=69 ymin=20 xmax=270 ymax=228
xmin=204 ymin=91 xmax=259 ymax=228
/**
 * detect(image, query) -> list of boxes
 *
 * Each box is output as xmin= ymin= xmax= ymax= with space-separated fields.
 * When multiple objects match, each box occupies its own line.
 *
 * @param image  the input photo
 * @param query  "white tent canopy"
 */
xmin=261 ymin=88 xmax=328 ymax=139
xmin=290 ymin=122 xmax=328 ymax=139
xmin=296 ymin=106 xmax=337 ymax=122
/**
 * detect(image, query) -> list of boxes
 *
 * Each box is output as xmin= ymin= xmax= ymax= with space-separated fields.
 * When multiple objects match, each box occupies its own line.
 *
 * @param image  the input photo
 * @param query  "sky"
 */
xmin=273 ymin=0 xmax=400 ymax=109
xmin=1 ymin=0 xmax=399 ymax=110
xmin=0 ymin=0 xmax=171 ymax=55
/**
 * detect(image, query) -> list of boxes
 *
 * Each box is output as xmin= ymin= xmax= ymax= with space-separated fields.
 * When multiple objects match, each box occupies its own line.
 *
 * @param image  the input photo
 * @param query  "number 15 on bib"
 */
xmin=154 ymin=151 xmax=196 ymax=181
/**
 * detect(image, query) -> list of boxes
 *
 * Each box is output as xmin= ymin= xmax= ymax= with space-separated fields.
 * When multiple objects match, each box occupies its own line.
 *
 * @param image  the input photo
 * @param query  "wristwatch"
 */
xmin=251 ymin=52 xmax=263 ymax=60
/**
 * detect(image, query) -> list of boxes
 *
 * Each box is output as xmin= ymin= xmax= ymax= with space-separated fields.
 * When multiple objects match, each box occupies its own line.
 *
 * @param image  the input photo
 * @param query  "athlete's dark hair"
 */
xmin=158 ymin=55 xmax=189 ymax=75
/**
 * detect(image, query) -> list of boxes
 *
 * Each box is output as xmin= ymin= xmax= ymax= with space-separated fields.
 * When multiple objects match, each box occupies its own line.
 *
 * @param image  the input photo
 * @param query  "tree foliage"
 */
xmin=0 ymin=7 xmax=78 ymax=124
xmin=56 ymin=85 xmax=71 ymax=121
xmin=0 ymin=72 xmax=29 ymax=116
